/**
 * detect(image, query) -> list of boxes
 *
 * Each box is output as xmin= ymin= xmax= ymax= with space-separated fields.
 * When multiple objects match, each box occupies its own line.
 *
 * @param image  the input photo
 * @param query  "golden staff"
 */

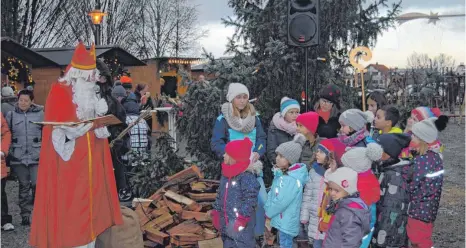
xmin=349 ymin=46 xmax=372 ymax=111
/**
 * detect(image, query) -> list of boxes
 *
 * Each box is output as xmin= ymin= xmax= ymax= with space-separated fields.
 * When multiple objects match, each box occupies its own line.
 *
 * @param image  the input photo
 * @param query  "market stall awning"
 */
xmin=1 ymin=37 xmax=59 ymax=68
xmin=33 ymin=45 xmax=146 ymax=67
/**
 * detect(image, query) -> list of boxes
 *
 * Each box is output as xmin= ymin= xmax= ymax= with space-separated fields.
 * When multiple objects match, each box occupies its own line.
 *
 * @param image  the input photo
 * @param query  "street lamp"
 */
xmin=88 ymin=8 xmax=107 ymax=45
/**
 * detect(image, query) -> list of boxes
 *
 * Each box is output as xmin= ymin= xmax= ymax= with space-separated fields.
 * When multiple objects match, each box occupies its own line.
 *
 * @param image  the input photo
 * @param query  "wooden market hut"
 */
xmin=1 ymin=37 xmax=59 ymax=104
xmin=32 ymin=45 xmax=146 ymax=104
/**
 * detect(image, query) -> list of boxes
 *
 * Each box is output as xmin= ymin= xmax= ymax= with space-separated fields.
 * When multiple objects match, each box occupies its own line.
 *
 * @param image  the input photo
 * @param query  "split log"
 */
xmin=202 ymin=228 xmax=217 ymax=240
xmin=170 ymin=233 xmax=204 ymax=246
xmin=135 ymin=204 xmax=152 ymax=227
xmin=167 ymin=220 xmax=203 ymax=236
xmin=132 ymin=198 xmax=154 ymax=208
xmin=167 ymin=165 xmax=203 ymax=182
xmin=151 ymin=206 xmax=170 ymax=218
xmin=190 ymin=181 xmax=207 ymax=191
xmin=144 ymin=225 xmax=169 ymax=245
xmin=180 ymin=210 xmax=210 ymax=222
xmin=164 ymin=190 xmax=202 ymax=212
xmin=198 ymin=237 xmax=223 ymax=248
xmin=147 ymin=212 xmax=174 ymax=230
xmin=163 ymin=196 xmax=183 ymax=213
xmin=187 ymin=192 xmax=217 ymax=202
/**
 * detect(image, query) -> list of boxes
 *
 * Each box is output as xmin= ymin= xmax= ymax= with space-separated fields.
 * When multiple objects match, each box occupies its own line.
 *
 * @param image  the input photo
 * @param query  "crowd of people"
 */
xmin=0 ymin=64 xmax=153 ymax=231
xmin=210 ymin=82 xmax=448 ymax=248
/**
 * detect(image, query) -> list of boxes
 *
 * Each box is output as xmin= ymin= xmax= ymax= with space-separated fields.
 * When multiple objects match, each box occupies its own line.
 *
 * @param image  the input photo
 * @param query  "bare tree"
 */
xmin=1 ymin=0 xmax=70 ymax=47
xmin=130 ymin=0 xmax=207 ymax=58
xmin=407 ymin=52 xmax=431 ymax=70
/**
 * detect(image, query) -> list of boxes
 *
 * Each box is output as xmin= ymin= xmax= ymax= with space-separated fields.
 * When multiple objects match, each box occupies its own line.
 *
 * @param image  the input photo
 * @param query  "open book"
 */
xmin=33 ymin=114 xmax=122 ymax=127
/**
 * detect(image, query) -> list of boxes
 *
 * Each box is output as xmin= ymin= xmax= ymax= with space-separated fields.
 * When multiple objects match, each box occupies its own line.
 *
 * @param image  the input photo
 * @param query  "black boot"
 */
xmin=21 ymin=216 xmax=30 ymax=226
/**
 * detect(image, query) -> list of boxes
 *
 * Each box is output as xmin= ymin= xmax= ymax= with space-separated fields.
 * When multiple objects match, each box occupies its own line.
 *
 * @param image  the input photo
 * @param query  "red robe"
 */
xmin=30 ymin=83 xmax=123 ymax=248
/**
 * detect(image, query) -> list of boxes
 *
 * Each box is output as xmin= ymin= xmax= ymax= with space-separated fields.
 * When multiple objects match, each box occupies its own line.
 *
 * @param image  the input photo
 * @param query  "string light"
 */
xmin=1 ymin=56 xmax=34 ymax=91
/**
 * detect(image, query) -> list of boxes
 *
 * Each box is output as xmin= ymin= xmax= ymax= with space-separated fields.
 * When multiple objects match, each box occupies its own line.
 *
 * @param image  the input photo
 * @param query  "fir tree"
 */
xmin=179 ymin=0 xmax=401 ymax=181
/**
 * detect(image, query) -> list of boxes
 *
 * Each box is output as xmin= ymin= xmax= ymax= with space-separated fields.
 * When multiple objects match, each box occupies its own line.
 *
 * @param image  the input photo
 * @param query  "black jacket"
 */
xmin=266 ymin=120 xmax=294 ymax=163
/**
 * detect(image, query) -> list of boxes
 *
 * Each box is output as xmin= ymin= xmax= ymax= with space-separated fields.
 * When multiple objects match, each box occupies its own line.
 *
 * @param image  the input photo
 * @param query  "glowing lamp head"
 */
xmin=88 ymin=9 xmax=107 ymax=25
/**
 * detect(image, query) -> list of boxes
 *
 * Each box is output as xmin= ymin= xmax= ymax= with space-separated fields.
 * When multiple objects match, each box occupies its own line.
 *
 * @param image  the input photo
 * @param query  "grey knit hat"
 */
xmin=275 ymin=133 xmax=307 ymax=164
xmin=339 ymin=109 xmax=374 ymax=131
xmin=111 ymin=85 xmax=127 ymax=98
xmin=341 ymin=143 xmax=383 ymax=172
xmin=412 ymin=117 xmax=438 ymax=143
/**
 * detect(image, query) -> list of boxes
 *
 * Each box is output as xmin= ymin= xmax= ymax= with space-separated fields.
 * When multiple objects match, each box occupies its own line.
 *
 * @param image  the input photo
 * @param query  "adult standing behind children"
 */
xmin=5 ymin=89 xmax=43 ymax=226
xmin=211 ymin=82 xmax=267 ymax=243
xmin=267 ymin=97 xmax=300 ymax=163
xmin=312 ymin=84 xmax=342 ymax=138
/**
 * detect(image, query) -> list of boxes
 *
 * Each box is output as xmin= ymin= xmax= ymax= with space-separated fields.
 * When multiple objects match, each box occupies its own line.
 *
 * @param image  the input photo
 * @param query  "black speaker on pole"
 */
xmin=287 ymin=0 xmax=319 ymax=47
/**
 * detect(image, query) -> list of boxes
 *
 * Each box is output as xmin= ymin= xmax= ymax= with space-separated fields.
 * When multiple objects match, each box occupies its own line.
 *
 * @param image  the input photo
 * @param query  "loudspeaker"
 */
xmin=287 ymin=0 xmax=319 ymax=47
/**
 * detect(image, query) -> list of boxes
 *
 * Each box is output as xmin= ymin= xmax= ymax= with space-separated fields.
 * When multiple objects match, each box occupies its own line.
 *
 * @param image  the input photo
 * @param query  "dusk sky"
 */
xmin=193 ymin=0 xmax=465 ymax=68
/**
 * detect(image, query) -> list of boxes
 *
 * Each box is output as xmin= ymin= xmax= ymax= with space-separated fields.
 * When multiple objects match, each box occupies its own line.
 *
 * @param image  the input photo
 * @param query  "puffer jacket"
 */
xmin=1 ymin=114 xmax=11 ymax=178
xmin=6 ymin=104 xmax=44 ymax=166
xmin=301 ymin=162 xmax=326 ymax=241
xmin=265 ymin=163 xmax=309 ymax=237
xmin=323 ymin=197 xmax=371 ymax=248
xmin=407 ymin=150 xmax=443 ymax=223
xmin=213 ymin=161 xmax=261 ymax=242
xmin=372 ymin=159 xmax=411 ymax=248
xmin=266 ymin=119 xmax=293 ymax=163
xmin=1 ymin=98 xmax=16 ymax=117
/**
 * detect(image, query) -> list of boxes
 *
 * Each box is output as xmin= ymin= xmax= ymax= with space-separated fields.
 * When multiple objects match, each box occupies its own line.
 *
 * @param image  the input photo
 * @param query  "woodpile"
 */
xmin=134 ymin=165 xmax=221 ymax=247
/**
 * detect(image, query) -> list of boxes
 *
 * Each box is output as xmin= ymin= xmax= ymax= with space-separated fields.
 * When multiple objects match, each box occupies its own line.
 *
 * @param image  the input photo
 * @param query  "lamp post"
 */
xmin=88 ymin=5 xmax=107 ymax=45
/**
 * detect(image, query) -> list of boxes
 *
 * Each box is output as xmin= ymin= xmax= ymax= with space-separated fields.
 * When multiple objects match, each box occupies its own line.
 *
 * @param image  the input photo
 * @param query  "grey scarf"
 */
xmin=221 ymin=102 xmax=257 ymax=133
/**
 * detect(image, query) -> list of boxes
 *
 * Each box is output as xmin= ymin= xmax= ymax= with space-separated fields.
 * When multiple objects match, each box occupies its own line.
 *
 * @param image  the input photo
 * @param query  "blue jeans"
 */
xmin=314 ymin=239 xmax=323 ymax=248
xmin=279 ymin=231 xmax=294 ymax=248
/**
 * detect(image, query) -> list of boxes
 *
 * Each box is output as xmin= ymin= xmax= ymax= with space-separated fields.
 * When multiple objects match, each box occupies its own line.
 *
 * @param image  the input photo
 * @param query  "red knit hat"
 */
xmin=225 ymin=138 xmax=253 ymax=162
xmin=318 ymin=138 xmax=345 ymax=166
xmin=296 ymin=111 xmax=319 ymax=135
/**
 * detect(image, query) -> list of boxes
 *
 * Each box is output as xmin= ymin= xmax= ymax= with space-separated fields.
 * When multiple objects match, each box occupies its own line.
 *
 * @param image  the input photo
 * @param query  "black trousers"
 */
xmin=1 ymin=178 xmax=12 ymax=225
xmin=111 ymin=150 xmax=127 ymax=191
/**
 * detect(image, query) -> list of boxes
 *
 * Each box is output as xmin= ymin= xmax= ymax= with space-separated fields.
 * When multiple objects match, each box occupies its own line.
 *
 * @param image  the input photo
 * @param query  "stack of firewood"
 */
xmin=134 ymin=165 xmax=221 ymax=247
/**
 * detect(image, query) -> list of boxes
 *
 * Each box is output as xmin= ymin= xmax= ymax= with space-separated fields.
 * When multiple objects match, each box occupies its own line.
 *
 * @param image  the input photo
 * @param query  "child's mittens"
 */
xmin=210 ymin=210 xmax=221 ymax=231
xmin=300 ymin=220 xmax=308 ymax=224
xmin=234 ymin=214 xmax=250 ymax=232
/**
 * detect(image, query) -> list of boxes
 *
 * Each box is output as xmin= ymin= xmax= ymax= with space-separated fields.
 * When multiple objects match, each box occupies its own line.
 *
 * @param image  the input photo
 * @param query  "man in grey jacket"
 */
xmin=5 ymin=89 xmax=43 ymax=226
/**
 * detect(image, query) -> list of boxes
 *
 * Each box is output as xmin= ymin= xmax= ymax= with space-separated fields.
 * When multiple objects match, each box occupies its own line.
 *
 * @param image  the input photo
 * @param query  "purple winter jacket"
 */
xmin=323 ymin=197 xmax=371 ymax=248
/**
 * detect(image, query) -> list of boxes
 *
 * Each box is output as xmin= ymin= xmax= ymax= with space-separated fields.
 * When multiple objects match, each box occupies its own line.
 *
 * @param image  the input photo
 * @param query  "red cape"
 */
xmin=29 ymin=83 xmax=123 ymax=248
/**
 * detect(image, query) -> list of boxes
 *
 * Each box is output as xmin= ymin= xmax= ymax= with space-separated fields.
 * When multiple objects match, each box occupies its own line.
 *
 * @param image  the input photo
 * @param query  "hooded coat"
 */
xmin=372 ymin=159 xmax=411 ymax=248
xmin=323 ymin=197 xmax=371 ymax=248
xmin=265 ymin=163 xmax=309 ymax=237
xmin=213 ymin=160 xmax=261 ymax=248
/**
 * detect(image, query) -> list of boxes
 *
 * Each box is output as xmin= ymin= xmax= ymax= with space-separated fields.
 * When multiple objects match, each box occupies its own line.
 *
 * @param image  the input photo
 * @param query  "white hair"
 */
xmin=60 ymin=67 xmax=101 ymax=120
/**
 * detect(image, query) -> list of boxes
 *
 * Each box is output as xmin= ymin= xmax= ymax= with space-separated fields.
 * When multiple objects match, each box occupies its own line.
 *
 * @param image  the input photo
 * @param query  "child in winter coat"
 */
xmin=406 ymin=118 xmax=444 ymax=248
xmin=372 ymin=133 xmax=412 ymax=247
xmin=267 ymin=97 xmax=300 ymax=163
xmin=366 ymin=91 xmax=387 ymax=136
xmin=323 ymin=167 xmax=371 ymax=248
xmin=295 ymin=111 xmax=321 ymax=166
xmin=210 ymin=83 xmax=267 ymax=240
xmin=300 ymin=138 xmax=346 ymax=248
xmin=341 ymin=143 xmax=383 ymax=248
xmin=373 ymin=105 xmax=402 ymax=138
xmin=338 ymin=109 xmax=375 ymax=147
xmin=264 ymin=134 xmax=309 ymax=248
xmin=401 ymin=107 xmax=448 ymax=158
xmin=212 ymin=138 xmax=261 ymax=248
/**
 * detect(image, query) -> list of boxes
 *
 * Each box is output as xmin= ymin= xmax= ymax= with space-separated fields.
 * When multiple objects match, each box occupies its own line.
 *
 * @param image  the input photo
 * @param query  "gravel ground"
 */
xmin=2 ymin=124 xmax=464 ymax=248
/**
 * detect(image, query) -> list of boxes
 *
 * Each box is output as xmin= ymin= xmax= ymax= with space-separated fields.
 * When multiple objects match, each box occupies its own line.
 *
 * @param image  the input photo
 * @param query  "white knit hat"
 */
xmin=280 ymin=97 xmax=300 ymax=116
xmin=1 ymin=87 xmax=14 ymax=97
xmin=325 ymin=167 xmax=358 ymax=195
xmin=412 ymin=117 xmax=438 ymax=143
xmin=226 ymin=83 xmax=249 ymax=102
xmin=341 ymin=143 xmax=383 ymax=172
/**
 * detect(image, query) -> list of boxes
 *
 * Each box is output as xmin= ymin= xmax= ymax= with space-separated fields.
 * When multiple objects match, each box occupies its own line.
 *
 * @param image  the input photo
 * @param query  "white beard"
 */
xmin=72 ymin=78 xmax=99 ymax=121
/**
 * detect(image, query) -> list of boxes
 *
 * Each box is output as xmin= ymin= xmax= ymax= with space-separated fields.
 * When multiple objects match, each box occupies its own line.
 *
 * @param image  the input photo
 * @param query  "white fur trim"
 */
xmin=94 ymin=127 xmax=111 ymax=139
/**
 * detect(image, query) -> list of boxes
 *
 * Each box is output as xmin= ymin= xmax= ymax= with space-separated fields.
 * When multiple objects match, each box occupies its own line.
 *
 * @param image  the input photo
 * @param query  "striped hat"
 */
xmin=411 ymin=107 xmax=441 ymax=122
xmin=280 ymin=97 xmax=300 ymax=116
